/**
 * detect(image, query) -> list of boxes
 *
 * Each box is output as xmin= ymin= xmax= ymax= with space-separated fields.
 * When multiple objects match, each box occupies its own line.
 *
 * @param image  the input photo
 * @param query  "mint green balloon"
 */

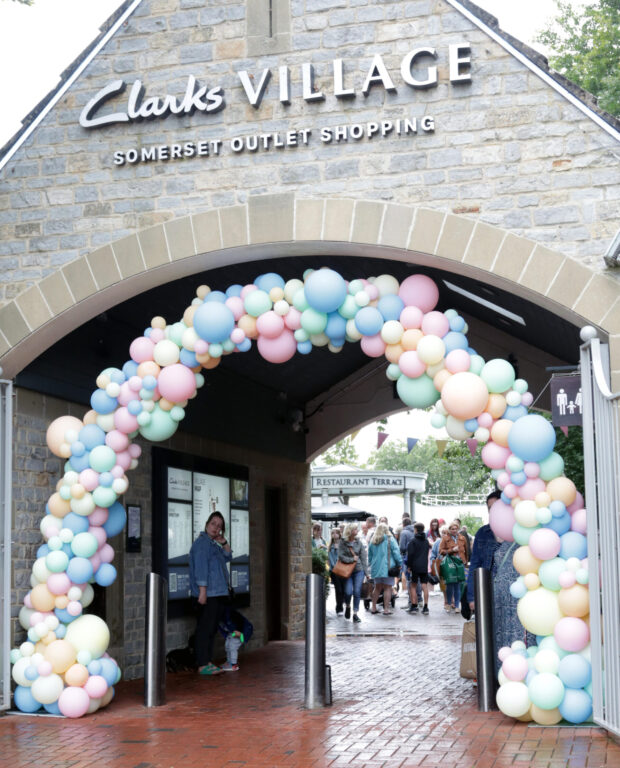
xmin=386 ymin=364 xmax=401 ymax=381
xmin=468 ymin=355 xmax=485 ymax=376
xmin=481 ymin=359 xmax=516 ymax=393
xmin=46 ymin=550 xmax=69 ymax=573
xmin=71 ymin=532 xmax=98 ymax=558
xmin=301 ymin=308 xmax=327 ymax=335
xmin=512 ymin=522 xmax=539 ymax=545
xmin=244 ymin=290 xmax=272 ymax=317
xmin=538 ymin=452 xmax=564 ymax=481
xmin=137 ymin=411 xmax=151 ymax=427
xmin=167 ymin=322 xmax=187 ymax=347
xmin=396 ymin=374 xmax=440 ymax=409
xmin=138 ymin=405 xmax=179 ymax=442
xmin=348 ymin=279 xmax=364 ymax=295
xmin=170 ymin=406 xmax=185 ymax=422
xmin=294 ymin=329 xmax=309 ymax=343
xmin=89 ymin=445 xmax=116 ymax=473
xmin=514 ymin=378 xmax=529 ymax=394
xmin=536 ymin=507 xmax=552 ymax=525
xmin=208 ymin=343 xmax=223 ymax=358
xmin=292 ymin=289 xmax=309 ymax=312
xmin=222 ymin=339 xmax=235 ymax=352
xmin=92 ymin=486 xmax=117 ymax=508
xmin=338 ymin=295 xmax=359 ymax=319
xmin=528 ymin=672 xmax=565 ymax=710
xmin=538 ymin=557 xmax=567 ymax=591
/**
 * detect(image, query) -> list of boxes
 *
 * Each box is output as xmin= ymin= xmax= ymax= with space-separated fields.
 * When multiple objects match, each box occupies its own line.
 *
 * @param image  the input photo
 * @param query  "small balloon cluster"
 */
xmin=12 ymin=269 xmax=588 ymax=722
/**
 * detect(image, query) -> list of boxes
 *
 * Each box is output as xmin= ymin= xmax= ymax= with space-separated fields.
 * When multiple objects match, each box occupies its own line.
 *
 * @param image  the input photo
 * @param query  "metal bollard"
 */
xmin=304 ymin=573 xmax=326 ymax=708
xmin=474 ymin=567 xmax=497 ymax=711
xmin=144 ymin=572 xmax=167 ymax=707
xmin=324 ymin=664 xmax=332 ymax=706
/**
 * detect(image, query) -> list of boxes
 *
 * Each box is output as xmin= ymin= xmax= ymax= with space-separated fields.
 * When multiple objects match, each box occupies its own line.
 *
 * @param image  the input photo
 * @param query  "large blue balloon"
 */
xmin=325 ymin=312 xmax=347 ymax=341
xmin=507 ymin=414 xmax=556 ymax=462
xmin=377 ymin=294 xmax=404 ymax=322
xmin=354 ymin=306 xmax=384 ymax=336
xmin=559 ymin=531 xmax=587 ymax=560
xmin=103 ymin=501 xmax=127 ymax=538
xmin=14 ymin=685 xmax=42 ymax=713
xmin=79 ymin=424 xmax=106 ymax=450
xmin=66 ymin=556 xmax=94 ymax=584
xmin=558 ymin=654 xmax=592 ymax=689
xmin=254 ymin=273 xmax=285 ymax=293
xmin=544 ymin=511 xmax=571 ymax=536
xmin=95 ymin=563 xmax=117 ymax=587
xmin=90 ymin=389 xmax=118 ymax=415
xmin=63 ymin=512 xmax=90 ymax=534
xmin=304 ymin=269 xmax=347 ymax=314
xmin=442 ymin=331 xmax=468 ymax=353
xmin=193 ymin=301 xmax=235 ymax=343
xmin=204 ymin=290 xmax=226 ymax=303
xmin=559 ymin=688 xmax=592 ymax=724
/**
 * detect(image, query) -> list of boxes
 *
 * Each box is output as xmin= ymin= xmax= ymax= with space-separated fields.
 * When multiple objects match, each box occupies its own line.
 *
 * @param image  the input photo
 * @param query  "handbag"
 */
xmin=427 ymin=571 xmax=439 ymax=585
xmin=387 ymin=538 xmax=400 ymax=578
xmin=460 ymin=620 xmax=477 ymax=679
xmin=440 ymin=554 xmax=465 ymax=584
xmin=361 ymin=579 xmax=373 ymax=600
xmin=331 ymin=543 xmax=357 ymax=579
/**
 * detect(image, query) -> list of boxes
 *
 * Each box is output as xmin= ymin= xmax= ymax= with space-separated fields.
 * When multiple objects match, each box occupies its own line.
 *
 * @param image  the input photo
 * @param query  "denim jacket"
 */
xmin=189 ymin=532 xmax=232 ymax=598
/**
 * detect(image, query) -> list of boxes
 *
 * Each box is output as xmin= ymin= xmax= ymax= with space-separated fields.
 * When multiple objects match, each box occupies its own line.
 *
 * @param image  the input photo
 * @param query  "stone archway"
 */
xmin=1 ymin=193 xmax=618 ymax=384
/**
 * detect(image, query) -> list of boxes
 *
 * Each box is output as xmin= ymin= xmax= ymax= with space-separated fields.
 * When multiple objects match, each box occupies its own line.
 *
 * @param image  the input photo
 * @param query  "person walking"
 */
xmin=368 ymin=523 xmax=402 ymax=615
xmin=328 ymin=527 xmax=345 ymax=616
xmin=406 ymin=522 xmax=431 ymax=614
xmin=311 ymin=522 xmax=327 ymax=550
xmin=439 ymin=520 xmax=468 ymax=612
xmin=430 ymin=524 xmax=449 ymax=610
xmin=338 ymin=522 xmax=370 ymax=623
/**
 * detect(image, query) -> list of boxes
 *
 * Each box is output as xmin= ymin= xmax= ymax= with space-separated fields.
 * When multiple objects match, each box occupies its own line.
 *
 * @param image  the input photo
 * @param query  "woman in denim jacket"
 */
xmin=189 ymin=511 xmax=233 ymax=675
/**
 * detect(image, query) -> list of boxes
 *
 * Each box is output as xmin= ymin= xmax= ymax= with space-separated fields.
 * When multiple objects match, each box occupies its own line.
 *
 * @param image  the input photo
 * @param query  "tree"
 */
xmin=536 ymin=0 xmax=620 ymax=116
xmin=317 ymin=437 xmax=360 ymax=467
xmin=368 ymin=437 xmax=494 ymax=497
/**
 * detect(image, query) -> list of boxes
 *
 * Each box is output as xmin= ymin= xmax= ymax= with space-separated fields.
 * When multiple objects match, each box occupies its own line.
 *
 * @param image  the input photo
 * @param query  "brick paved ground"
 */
xmin=1 ymin=592 xmax=619 ymax=767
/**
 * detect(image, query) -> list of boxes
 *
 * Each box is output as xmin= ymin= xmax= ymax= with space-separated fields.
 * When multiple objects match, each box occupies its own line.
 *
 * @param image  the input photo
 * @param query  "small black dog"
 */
xmin=166 ymin=635 xmax=195 ymax=673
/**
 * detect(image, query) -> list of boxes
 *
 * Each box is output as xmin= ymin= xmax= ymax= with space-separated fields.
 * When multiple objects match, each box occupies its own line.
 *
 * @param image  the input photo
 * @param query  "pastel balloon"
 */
xmin=517 ymin=587 xmax=564 ymax=636
xmin=538 ymin=558 xmax=568 ymax=591
xmin=554 ymin=617 xmax=590 ymax=652
xmin=571 ymin=508 xmax=587 ymax=535
xmin=559 ymin=531 xmax=587 ymax=561
xmin=157 ymin=364 xmax=197 ymax=403
xmin=485 ymin=394 xmax=507 ymax=419
xmin=58 ymin=686 xmax=91 ymax=718
xmin=256 ymin=329 xmax=297 ymax=364
xmin=444 ymin=349 xmax=470 ymax=374
xmin=508 ymin=415 xmax=556 ymax=463
xmin=398 ymin=274 xmax=439 ymax=313
xmin=65 ymin=615 xmax=110 ymax=660
xmin=480 ymin=359 xmax=515 ymax=394
xmin=559 ymin=688 xmax=592 ymax=724
xmin=416 ymin=334 xmax=445 ymax=365
xmin=193 ymin=301 xmax=235 ymax=342
xmin=528 ymin=528 xmax=561 ymax=560
xmin=567 ymin=492 xmax=585 ymax=514
xmin=421 ymin=310 xmax=449 ymax=337
xmin=512 ymin=546 xmax=542 ymax=576
xmin=496 ymin=681 xmax=531 ymax=718
xmin=304 ymin=268 xmax=347 ymax=313
xmin=514 ymin=500 xmax=539 ymax=528
xmin=528 ymin=672 xmax=565 ymax=710
xmin=533 ymin=649 xmax=560 ymax=674
xmin=399 ymin=305 xmax=423 ymax=329
xmin=502 ymin=654 xmax=529 ymax=682
xmin=518 ymin=478 xmax=547 ymax=501
xmin=558 ymin=584 xmax=589 ymax=617
xmin=398 ymin=350 xmax=426 ymax=378
xmin=44 ymin=639 xmax=77 ymax=674
xmin=360 ymin=334 xmax=387 ymax=358
xmin=46 ymin=416 xmax=84 ymax=458
xmin=84 ymin=674 xmax=109 ymax=699
xmin=530 ymin=704 xmax=562 ymax=725
xmin=547 ymin=477 xmax=577 ymax=507
xmin=396 ymin=374 xmax=440 ymax=409
xmin=64 ymin=663 xmax=89 ymax=687
xmin=558 ymin=654 xmax=591 ymax=689
xmin=481 ymin=441 xmax=511 ymax=470
xmin=440 ymin=372 xmax=489 ymax=420
xmin=488 ymin=499 xmax=516 ymax=541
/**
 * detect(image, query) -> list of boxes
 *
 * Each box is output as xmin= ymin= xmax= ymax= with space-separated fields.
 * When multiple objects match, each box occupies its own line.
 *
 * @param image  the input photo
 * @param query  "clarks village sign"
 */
xmin=78 ymin=45 xmax=473 ymax=166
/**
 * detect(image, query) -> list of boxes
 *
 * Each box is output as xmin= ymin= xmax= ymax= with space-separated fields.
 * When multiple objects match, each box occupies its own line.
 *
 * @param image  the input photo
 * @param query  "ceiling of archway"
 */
xmin=17 ymin=254 xmax=581 ymax=460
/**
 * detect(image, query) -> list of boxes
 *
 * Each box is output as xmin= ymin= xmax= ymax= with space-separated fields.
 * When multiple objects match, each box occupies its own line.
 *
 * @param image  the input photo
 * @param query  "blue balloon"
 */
xmin=449 ymin=316 xmax=465 ymax=332
xmin=525 ymin=670 xmax=538 ymax=686
xmin=127 ymin=399 xmax=143 ymax=416
xmin=67 ymin=451 xmax=91 ymax=473
xmin=193 ymin=301 xmax=235 ymax=343
xmin=354 ymin=306 xmax=384 ymax=336
xmin=88 ymin=660 xmax=102 ymax=676
xmin=510 ymin=579 xmax=527 ymax=599
xmin=95 ymin=563 xmax=117 ymax=587
xmin=61 ymin=542 xmax=73 ymax=558
xmin=204 ymin=290 xmax=227 ymax=303
xmin=99 ymin=472 xmax=114 ymax=488
xmin=99 ymin=658 xmax=119 ymax=686
xmin=90 ymin=389 xmax=118 ymax=415
xmin=377 ymin=294 xmax=404 ymax=322
xmin=442 ymin=331 xmax=468 ymax=353
xmin=304 ymin=268 xmax=347 ymax=314
xmin=558 ymin=654 xmax=592 ymax=689
xmin=225 ymin=284 xmax=243 ymax=298
xmin=545 ymin=512 xmax=571 ymax=536
xmin=508 ymin=414 xmax=556 ymax=461
xmin=464 ymin=418 xmax=478 ymax=432
xmin=142 ymin=375 xmax=157 ymax=390
xmin=44 ymin=701 xmax=62 ymax=715
xmin=13 ymin=685 xmax=42 ymax=713
xmin=54 ymin=607 xmax=78 ymax=624
xmin=559 ymin=688 xmax=592 ymax=724
xmin=501 ymin=492 xmax=511 ymax=505
xmin=254 ymin=273 xmax=285 ymax=293
xmin=66 ymin=556 xmax=94 ymax=584
xmin=37 ymin=544 xmax=50 ymax=558
xmin=297 ymin=341 xmax=312 ymax=355
xmin=502 ymin=405 xmax=529 ymax=422
xmin=70 ymin=441 xmax=86 ymax=457
xmin=559 ymin=531 xmax=587 ymax=560
xmin=236 ymin=338 xmax=252 ymax=352
xmin=63 ymin=512 xmax=90 ymax=534
xmin=24 ymin=665 xmax=38 ymax=681
xmin=122 ymin=360 xmax=139 ymax=379
xmin=55 ymin=624 xmax=66 ymax=639
xmin=179 ymin=349 xmax=198 ymax=368
xmin=550 ymin=500 xmax=567 ymax=517
xmin=511 ymin=471 xmax=527 ymax=487
xmin=106 ymin=368 xmax=125 ymax=384
xmin=103 ymin=501 xmax=127 ymax=538
xmin=325 ymin=312 xmax=347 ymax=341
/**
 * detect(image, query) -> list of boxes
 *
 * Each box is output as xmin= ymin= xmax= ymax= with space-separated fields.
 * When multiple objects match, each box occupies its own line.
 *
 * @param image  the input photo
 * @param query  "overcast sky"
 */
xmin=0 ymin=0 xmax=589 ymax=147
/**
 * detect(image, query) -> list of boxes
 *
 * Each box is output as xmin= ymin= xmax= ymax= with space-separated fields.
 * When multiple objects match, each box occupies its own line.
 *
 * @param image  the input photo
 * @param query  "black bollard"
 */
xmin=304 ymin=573 xmax=326 ymax=708
xmin=144 ymin=572 xmax=167 ymax=707
xmin=474 ymin=567 xmax=497 ymax=711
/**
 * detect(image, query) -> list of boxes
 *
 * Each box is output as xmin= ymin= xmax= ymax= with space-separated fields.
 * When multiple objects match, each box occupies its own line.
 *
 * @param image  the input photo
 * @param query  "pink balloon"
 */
xmin=99 ymin=544 xmax=115 ymax=564
xmin=489 ymin=500 xmax=515 ymax=542
xmin=230 ymin=328 xmax=245 ymax=344
xmin=149 ymin=328 xmax=165 ymax=344
xmin=194 ymin=339 xmax=208 ymax=355
xmin=225 ymin=296 xmax=245 ymax=321
xmin=128 ymin=376 xmax=142 ymax=392
xmin=554 ymin=617 xmax=590 ymax=652
xmin=567 ymin=492 xmax=585 ymax=514
xmin=558 ymin=571 xmax=576 ymax=588
xmin=256 ymin=311 xmax=285 ymax=339
xmin=421 ymin=310 xmax=450 ymax=338
xmin=114 ymin=407 xmax=139 ymax=435
xmin=502 ymin=653 xmax=528 ymax=682
xmin=84 ymin=675 xmax=108 ymax=699
xmin=115 ymin=451 xmax=132 ymax=471
xmin=497 ymin=471 xmax=510 ymax=489
xmin=29 ymin=612 xmax=44 ymax=627
xmin=366 ymin=284 xmax=379 ymax=300
xmin=111 ymin=465 xmax=124 ymax=479
xmin=24 ymin=594 xmax=32 ymax=609
xmin=256 ymin=329 xmax=297 ymax=364
xmin=58 ymin=686 xmax=90 ymax=718
xmin=67 ymin=601 xmax=82 ymax=617
xmin=445 ymin=349 xmax=470 ymax=374
xmin=47 ymin=573 xmax=71 ymax=595
xmin=518 ymin=478 xmax=546 ymax=500
xmin=105 ymin=430 xmax=129 ymax=453
xmin=89 ymin=507 xmax=109 ymax=526
xmin=157 ymin=364 xmax=197 ymax=403
xmin=570 ymin=508 xmax=587 ymax=534
xmin=77 ymin=469 xmax=98 ymax=492
xmin=521 ymin=392 xmax=534 ymax=407
xmin=37 ymin=661 xmax=53 ymax=677
xmin=89 ymin=526 xmax=107 ymax=548
xmin=284 ymin=307 xmax=302 ymax=331
xmin=498 ymin=646 xmax=512 ymax=663
xmin=129 ymin=337 xmax=155 ymax=364
xmin=240 ymin=284 xmax=257 ymax=299
xmin=524 ymin=462 xmax=540 ymax=478
xmin=398 ymin=274 xmax=439 ymax=313
xmin=116 ymin=382 xmax=134 ymax=406
xmin=90 ymin=553 xmax=101 ymax=573
xmin=399 ymin=305 xmax=423 ymax=330
xmin=398 ymin=350 xmax=426 ymax=378
xmin=477 ymin=412 xmax=493 ymax=429
xmin=481 ymin=441 xmax=511 ymax=470
xmin=529 ymin=528 xmax=561 ymax=560
xmin=128 ymin=443 xmax=142 ymax=459
xmin=504 ymin=483 xmax=518 ymax=499
xmin=360 ymin=334 xmax=387 ymax=358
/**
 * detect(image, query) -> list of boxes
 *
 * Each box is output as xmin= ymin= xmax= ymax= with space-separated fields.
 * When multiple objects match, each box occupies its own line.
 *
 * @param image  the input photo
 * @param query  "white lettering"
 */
xmin=302 ymin=63 xmax=325 ymax=102
xmin=238 ymin=69 xmax=272 ymax=108
xmin=449 ymin=43 xmax=471 ymax=83
xmin=333 ymin=59 xmax=355 ymax=98
xmin=401 ymin=48 xmax=438 ymax=89
xmin=362 ymin=54 xmax=396 ymax=96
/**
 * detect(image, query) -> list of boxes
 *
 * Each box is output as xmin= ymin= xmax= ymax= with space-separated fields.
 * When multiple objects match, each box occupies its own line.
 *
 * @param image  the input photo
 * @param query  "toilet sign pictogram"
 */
xmin=550 ymin=374 xmax=583 ymax=426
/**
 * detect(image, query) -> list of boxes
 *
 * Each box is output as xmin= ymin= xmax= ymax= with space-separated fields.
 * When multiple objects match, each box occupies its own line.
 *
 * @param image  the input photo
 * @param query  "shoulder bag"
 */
xmin=387 ymin=538 xmax=401 ymax=578
xmin=331 ymin=543 xmax=358 ymax=579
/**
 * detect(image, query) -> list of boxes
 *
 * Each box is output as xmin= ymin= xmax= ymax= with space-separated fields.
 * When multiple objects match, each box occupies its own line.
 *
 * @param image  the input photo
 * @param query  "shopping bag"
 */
xmin=440 ymin=554 xmax=464 ymax=584
xmin=460 ymin=620 xmax=477 ymax=679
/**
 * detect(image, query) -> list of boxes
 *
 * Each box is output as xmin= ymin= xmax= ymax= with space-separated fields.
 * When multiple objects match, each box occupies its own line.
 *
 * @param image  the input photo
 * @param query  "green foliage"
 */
xmin=554 ymin=425 xmax=584 ymax=496
xmin=311 ymin=547 xmax=330 ymax=596
xmin=458 ymin=512 xmax=484 ymax=535
xmin=318 ymin=437 xmax=360 ymax=467
xmin=536 ymin=0 xmax=620 ymax=116
xmin=368 ymin=436 xmax=494 ymax=496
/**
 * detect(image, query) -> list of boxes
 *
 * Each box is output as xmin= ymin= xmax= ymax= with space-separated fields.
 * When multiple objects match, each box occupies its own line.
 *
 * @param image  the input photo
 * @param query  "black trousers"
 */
xmin=194 ymin=595 xmax=227 ymax=667
xmin=330 ymin=573 xmax=346 ymax=612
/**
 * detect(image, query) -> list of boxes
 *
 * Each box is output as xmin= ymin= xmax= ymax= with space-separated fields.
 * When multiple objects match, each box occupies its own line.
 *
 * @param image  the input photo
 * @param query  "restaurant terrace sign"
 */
xmin=311 ymin=471 xmax=427 ymax=494
xmin=79 ymin=44 xmax=472 ymax=129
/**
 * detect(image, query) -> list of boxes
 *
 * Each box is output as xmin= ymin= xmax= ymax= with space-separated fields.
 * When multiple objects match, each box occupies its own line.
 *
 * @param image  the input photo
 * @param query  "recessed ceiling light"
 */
xmin=443 ymin=280 xmax=526 ymax=326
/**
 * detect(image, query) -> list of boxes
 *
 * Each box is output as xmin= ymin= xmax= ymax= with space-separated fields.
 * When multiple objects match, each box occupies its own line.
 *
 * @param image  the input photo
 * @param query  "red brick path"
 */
xmin=2 ymin=625 xmax=619 ymax=768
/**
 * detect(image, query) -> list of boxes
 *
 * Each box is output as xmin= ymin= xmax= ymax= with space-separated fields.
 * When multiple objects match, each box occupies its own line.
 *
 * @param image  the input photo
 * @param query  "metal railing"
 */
xmin=0 ymin=379 xmax=13 ymax=712
xmin=580 ymin=333 xmax=620 ymax=739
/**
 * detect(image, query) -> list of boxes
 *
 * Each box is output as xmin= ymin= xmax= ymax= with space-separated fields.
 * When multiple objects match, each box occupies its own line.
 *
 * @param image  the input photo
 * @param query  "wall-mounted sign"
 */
xmin=550 ymin=375 xmax=583 ymax=427
xmin=311 ymin=470 xmax=426 ymax=494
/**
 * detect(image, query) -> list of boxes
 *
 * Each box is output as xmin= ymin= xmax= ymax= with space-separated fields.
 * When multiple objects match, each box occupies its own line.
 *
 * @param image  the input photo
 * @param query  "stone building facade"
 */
xmin=1 ymin=0 xmax=619 ymax=678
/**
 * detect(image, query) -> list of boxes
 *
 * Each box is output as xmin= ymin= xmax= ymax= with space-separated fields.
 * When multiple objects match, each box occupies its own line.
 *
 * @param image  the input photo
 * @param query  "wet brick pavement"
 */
xmin=1 ymin=591 xmax=619 ymax=767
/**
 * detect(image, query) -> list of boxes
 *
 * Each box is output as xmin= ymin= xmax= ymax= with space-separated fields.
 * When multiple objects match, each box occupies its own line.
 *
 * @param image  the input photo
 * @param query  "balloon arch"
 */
xmin=11 ymin=268 xmax=591 ymax=723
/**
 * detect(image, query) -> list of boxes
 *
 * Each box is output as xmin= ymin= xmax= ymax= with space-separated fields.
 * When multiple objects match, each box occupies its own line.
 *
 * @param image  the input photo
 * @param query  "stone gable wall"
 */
xmin=0 ymin=0 xmax=619 ymax=306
